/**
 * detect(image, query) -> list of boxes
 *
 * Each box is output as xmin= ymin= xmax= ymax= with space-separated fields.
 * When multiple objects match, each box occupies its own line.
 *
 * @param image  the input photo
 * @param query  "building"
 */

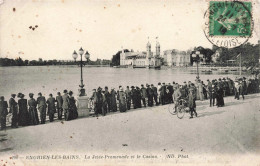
xmin=163 ymin=49 xmax=190 ymax=67
xmin=120 ymin=39 xmax=162 ymax=68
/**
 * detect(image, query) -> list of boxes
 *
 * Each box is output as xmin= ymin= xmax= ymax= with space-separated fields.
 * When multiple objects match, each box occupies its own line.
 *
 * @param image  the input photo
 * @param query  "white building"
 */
xmin=163 ymin=49 xmax=190 ymax=67
xmin=120 ymin=39 xmax=162 ymax=68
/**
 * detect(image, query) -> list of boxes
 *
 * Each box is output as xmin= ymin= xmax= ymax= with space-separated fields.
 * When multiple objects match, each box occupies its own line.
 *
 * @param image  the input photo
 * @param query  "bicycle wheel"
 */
xmin=177 ymin=107 xmax=185 ymax=119
xmin=168 ymin=103 xmax=176 ymax=115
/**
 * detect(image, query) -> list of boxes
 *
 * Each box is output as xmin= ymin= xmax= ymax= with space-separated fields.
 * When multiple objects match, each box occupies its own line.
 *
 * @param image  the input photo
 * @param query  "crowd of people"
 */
xmin=0 ymin=76 xmax=259 ymax=130
xmin=89 ymin=76 xmax=259 ymax=118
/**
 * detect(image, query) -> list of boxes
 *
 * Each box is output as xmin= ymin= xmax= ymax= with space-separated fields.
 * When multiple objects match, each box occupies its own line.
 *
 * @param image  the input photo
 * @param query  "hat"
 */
xmin=218 ymin=78 xmax=221 ymax=81
xmin=97 ymin=87 xmax=102 ymax=91
xmin=183 ymin=81 xmax=186 ymax=83
xmin=223 ymin=78 xmax=226 ymax=80
xmin=69 ymin=91 xmax=73 ymax=95
xmin=0 ymin=96 xmax=4 ymax=100
xmin=131 ymin=86 xmax=135 ymax=89
xmin=243 ymin=77 xmax=246 ymax=80
xmin=17 ymin=93 xmax=22 ymax=98
xmin=38 ymin=92 xmax=42 ymax=96
xmin=63 ymin=90 xmax=68 ymax=93
xmin=151 ymin=84 xmax=154 ymax=86
xmin=29 ymin=93 xmax=34 ymax=97
xmin=11 ymin=94 xmax=16 ymax=97
xmin=207 ymin=79 xmax=209 ymax=81
xmin=141 ymin=84 xmax=144 ymax=87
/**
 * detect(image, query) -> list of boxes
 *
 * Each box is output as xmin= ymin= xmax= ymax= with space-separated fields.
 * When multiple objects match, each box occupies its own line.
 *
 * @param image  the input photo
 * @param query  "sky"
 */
xmin=0 ymin=0 xmax=259 ymax=61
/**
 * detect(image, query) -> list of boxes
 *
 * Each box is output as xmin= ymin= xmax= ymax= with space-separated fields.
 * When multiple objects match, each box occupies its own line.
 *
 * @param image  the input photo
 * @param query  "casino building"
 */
xmin=120 ymin=39 xmax=162 ymax=68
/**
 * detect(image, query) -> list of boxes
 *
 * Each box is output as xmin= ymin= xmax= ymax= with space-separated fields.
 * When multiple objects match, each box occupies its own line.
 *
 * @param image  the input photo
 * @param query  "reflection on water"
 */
xmin=0 ymin=66 xmax=248 ymax=99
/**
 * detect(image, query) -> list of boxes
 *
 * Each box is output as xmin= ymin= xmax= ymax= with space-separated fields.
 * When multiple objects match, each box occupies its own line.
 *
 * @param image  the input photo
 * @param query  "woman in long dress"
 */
xmin=28 ymin=93 xmax=39 ymax=125
xmin=110 ymin=88 xmax=117 ymax=112
xmin=18 ymin=93 xmax=30 ymax=126
xmin=68 ymin=91 xmax=78 ymax=120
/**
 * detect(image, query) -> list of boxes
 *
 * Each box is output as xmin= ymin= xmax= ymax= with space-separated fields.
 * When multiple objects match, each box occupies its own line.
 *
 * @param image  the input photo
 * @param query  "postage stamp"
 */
xmin=204 ymin=0 xmax=254 ymax=48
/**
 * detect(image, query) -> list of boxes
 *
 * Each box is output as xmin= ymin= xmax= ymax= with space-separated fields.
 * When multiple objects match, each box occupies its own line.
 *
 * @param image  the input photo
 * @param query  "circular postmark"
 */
xmin=203 ymin=1 xmax=254 ymax=48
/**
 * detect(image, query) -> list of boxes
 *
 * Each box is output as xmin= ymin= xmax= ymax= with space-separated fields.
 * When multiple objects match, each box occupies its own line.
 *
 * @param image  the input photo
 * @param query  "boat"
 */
xmin=211 ymin=68 xmax=218 ymax=71
xmin=224 ymin=70 xmax=229 ymax=72
xmin=148 ymin=65 xmax=161 ymax=70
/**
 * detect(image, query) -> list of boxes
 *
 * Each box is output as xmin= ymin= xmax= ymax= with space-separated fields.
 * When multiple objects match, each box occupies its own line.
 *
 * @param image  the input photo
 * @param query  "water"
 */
xmin=0 ymin=66 xmax=248 ymax=99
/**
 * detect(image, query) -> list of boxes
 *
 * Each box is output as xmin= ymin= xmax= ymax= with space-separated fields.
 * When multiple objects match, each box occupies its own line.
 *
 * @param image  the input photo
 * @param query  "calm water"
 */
xmin=0 ymin=66 xmax=249 ymax=99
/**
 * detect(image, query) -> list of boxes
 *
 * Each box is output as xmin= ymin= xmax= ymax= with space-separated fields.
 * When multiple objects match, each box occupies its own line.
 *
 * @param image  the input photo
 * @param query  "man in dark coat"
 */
xmin=242 ymin=77 xmax=247 ymax=96
xmin=140 ymin=84 xmax=147 ymax=107
xmin=104 ymin=86 xmax=111 ymax=112
xmin=130 ymin=86 xmax=137 ymax=109
xmin=207 ymin=79 xmax=213 ymax=107
xmin=125 ymin=86 xmax=131 ymax=110
xmin=110 ymin=88 xmax=117 ymax=112
xmin=167 ymin=83 xmax=174 ymax=103
xmin=160 ymin=83 xmax=166 ymax=105
xmin=136 ymin=86 xmax=142 ymax=108
xmin=37 ymin=92 xmax=47 ymax=124
xmin=96 ymin=87 xmax=103 ymax=115
xmin=151 ymin=84 xmax=158 ymax=105
xmin=146 ymin=84 xmax=154 ymax=107
xmin=47 ymin=94 xmax=56 ymax=122
xmin=56 ymin=92 xmax=63 ymax=120
xmin=0 ymin=96 xmax=8 ymax=130
xmin=9 ymin=94 xmax=18 ymax=128
xmin=62 ymin=90 xmax=70 ymax=121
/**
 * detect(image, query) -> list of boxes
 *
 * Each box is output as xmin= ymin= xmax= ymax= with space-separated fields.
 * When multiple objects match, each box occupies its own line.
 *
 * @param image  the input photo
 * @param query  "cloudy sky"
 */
xmin=0 ymin=0 xmax=259 ymax=60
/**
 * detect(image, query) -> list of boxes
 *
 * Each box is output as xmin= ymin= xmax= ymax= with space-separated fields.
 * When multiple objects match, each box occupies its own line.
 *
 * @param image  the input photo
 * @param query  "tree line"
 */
xmin=0 ymin=57 xmax=111 ymax=67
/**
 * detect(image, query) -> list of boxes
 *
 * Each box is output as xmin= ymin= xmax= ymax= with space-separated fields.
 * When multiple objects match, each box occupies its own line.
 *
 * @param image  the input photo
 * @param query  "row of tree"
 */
xmin=0 ymin=57 xmax=111 ymax=66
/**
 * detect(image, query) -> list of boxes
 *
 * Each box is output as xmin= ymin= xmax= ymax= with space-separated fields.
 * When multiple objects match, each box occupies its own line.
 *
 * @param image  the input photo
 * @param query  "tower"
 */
xmin=146 ymin=37 xmax=151 ymax=59
xmin=156 ymin=37 xmax=160 ymax=57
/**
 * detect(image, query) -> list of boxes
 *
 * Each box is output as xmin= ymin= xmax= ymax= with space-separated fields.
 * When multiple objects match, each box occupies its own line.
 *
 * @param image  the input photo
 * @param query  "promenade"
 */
xmin=0 ymin=93 xmax=260 ymax=165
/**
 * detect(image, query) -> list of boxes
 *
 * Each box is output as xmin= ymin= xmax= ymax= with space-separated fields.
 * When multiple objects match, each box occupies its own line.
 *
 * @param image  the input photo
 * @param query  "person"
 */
xmin=207 ymin=80 xmax=213 ymax=107
xmin=242 ymin=77 xmax=247 ymax=97
xmin=182 ymin=81 xmax=188 ymax=98
xmin=62 ymin=90 xmax=70 ymax=121
xmin=125 ymin=86 xmax=131 ymax=110
xmin=234 ymin=79 xmax=240 ymax=100
xmin=110 ymin=88 xmax=117 ymax=112
xmin=173 ymin=85 xmax=182 ymax=113
xmin=198 ymin=80 xmax=204 ymax=101
xmin=202 ymin=81 xmax=207 ymax=99
xmin=151 ymin=84 xmax=158 ymax=106
xmin=161 ymin=83 xmax=166 ymax=105
xmin=95 ymin=87 xmax=103 ymax=116
xmin=195 ymin=79 xmax=200 ymax=100
xmin=18 ymin=93 xmax=30 ymax=126
xmin=239 ymin=78 xmax=245 ymax=100
xmin=101 ymin=90 xmax=107 ymax=116
xmin=146 ymin=84 xmax=154 ymax=106
xmin=136 ymin=86 xmax=142 ymax=108
xmin=157 ymin=83 xmax=162 ymax=104
xmin=47 ymin=93 xmax=56 ymax=122
xmin=68 ymin=91 xmax=78 ymax=119
xmin=56 ymin=92 xmax=63 ymax=120
xmin=216 ymin=85 xmax=224 ymax=107
xmin=104 ymin=86 xmax=111 ymax=112
xmin=28 ymin=93 xmax=39 ymax=125
xmin=37 ymin=93 xmax=47 ymax=124
xmin=0 ymin=96 xmax=8 ymax=130
xmin=140 ymin=84 xmax=147 ymax=107
xmin=187 ymin=89 xmax=197 ymax=119
xmin=118 ymin=87 xmax=127 ymax=112
xmin=227 ymin=78 xmax=234 ymax=96
xmin=131 ymin=86 xmax=137 ymax=109
xmin=9 ymin=94 xmax=18 ymax=128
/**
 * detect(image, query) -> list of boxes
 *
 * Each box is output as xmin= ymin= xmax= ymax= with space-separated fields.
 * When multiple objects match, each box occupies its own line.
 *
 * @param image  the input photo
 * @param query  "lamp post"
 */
xmin=192 ymin=51 xmax=203 ymax=80
xmin=72 ymin=47 xmax=90 ymax=96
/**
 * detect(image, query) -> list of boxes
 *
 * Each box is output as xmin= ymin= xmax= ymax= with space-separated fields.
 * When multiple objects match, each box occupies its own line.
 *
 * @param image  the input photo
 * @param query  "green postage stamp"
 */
xmin=204 ymin=0 xmax=254 ymax=48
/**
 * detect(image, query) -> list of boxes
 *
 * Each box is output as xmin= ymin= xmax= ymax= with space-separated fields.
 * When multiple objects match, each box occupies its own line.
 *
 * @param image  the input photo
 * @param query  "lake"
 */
xmin=0 ymin=66 xmax=249 ymax=99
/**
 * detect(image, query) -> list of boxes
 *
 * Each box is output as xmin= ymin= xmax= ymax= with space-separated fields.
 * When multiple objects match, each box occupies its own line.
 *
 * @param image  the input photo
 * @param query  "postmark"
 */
xmin=203 ymin=0 xmax=254 ymax=48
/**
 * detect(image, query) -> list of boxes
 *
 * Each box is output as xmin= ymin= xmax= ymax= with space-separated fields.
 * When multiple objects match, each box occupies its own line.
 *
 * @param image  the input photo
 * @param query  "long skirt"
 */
xmin=29 ymin=107 xmax=39 ymax=125
xmin=119 ymin=100 xmax=126 ymax=112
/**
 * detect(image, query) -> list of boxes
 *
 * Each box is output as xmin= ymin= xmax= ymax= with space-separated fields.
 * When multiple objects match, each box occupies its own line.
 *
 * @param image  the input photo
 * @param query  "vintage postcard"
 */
xmin=0 ymin=0 xmax=260 ymax=165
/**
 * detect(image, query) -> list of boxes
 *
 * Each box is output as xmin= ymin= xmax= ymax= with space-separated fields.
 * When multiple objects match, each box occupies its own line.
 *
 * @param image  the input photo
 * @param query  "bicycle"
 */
xmin=168 ymin=99 xmax=190 ymax=119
